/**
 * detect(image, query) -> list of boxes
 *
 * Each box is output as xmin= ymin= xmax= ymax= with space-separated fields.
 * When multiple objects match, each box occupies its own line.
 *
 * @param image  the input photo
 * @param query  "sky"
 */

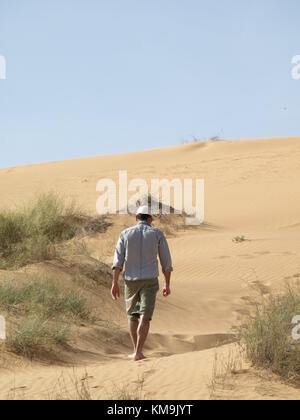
xmin=0 ymin=0 xmax=299 ymax=168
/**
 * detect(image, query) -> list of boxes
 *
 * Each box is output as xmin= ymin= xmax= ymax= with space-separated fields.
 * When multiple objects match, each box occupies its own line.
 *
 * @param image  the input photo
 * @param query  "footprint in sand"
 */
xmin=235 ymin=307 xmax=251 ymax=316
xmin=214 ymin=255 xmax=231 ymax=260
xmin=284 ymin=274 xmax=300 ymax=281
xmin=139 ymin=368 xmax=157 ymax=378
xmin=237 ymin=254 xmax=255 ymax=259
xmin=250 ymin=281 xmax=271 ymax=295
xmin=10 ymin=386 xmax=27 ymax=392
xmin=240 ymin=295 xmax=258 ymax=306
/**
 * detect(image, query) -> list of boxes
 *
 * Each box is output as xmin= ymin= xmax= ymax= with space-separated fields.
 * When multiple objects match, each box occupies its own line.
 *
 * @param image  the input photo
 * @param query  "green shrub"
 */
xmin=0 ymin=193 xmax=79 ymax=269
xmin=239 ymin=285 xmax=300 ymax=382
xmin=232 ymin=235 xmax=246 ymax=243
xmin=0 ymin=277 xmax=91 ymax=321
xmin=0 ymin=275 xmax=93 ymax=358
xmin=6 ymin=317 xmax=69 ymax=358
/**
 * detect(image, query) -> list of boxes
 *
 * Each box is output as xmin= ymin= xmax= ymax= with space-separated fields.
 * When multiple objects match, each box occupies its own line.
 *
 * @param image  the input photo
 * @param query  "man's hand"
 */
xmin=111 ymin=267 xmax=121 ymax=300
xmin=163 ymin=285 xmax=171 ymax=297
xmin=111 ymin=283 xmax=120 ymax=300
xmin=162 ymin=272 xmax=171 ymax=298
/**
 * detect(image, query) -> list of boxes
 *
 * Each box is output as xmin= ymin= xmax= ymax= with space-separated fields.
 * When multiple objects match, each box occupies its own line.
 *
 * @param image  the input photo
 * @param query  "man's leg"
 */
xmin=128 ymin=318 xmax=139 ymax=357
xmin=125 ymin=281 xmax=141 ymax=357
xmin=133 ymin=280 xmax=159 ymax=361
xmin=134 ymin=315 xmax=150 ymax=361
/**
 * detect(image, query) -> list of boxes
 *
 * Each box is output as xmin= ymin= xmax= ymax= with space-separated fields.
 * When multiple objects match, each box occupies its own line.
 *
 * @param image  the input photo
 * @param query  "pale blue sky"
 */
xmin=0 ymin=0 xmax=299 ymax=168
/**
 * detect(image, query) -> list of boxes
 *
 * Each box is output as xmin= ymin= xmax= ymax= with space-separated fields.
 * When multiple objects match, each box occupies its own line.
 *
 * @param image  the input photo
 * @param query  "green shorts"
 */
xmin=124 ymin=278 xmax=159 ymax=321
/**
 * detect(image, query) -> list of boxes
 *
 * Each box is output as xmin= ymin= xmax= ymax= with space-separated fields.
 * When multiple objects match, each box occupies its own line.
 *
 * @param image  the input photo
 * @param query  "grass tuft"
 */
xmin=0 ymin=275 xmax=93 ymax=358
xmin=239 ymin=285 xmax=300 ymax=382
xmin=0 ymin=192 xmax=80 ymax=269
xmin=6 ymin=317 xmax=69 ymax=358
xmin=0 ymin=278 xmax=91 ymax=321
xmin=232 ymin=235 xmax=247 ymax=243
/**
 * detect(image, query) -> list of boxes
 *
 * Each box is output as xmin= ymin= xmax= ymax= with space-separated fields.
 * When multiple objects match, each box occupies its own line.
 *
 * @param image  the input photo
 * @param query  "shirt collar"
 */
xmin=137 ymin=221 xmax=151 ymax=226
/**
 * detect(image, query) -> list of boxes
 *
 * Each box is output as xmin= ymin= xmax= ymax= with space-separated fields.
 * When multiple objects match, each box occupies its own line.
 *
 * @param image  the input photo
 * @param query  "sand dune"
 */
xmin=1 ymin=137 xmax=300 ymax=400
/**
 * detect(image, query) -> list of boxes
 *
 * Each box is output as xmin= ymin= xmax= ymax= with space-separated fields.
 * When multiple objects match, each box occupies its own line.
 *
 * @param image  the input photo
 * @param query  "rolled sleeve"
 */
xmin=112 ymin=234 xmax=126 ymax=271
xmin=158 ymin=233 xmax=173 ymax=273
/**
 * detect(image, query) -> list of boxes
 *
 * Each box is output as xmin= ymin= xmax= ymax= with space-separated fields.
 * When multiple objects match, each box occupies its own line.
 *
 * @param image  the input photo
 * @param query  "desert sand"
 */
xmin=1 ymin=137 xmax=300 ymax=400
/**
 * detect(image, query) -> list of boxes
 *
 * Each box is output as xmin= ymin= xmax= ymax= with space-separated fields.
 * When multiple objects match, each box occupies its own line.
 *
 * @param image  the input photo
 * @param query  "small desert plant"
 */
xmin=0 ymin=192 xmax=80 ymax=269
xmin=232 ymin=235 xmax=246 ymax=243
xmin=107 ymin=376 xmax=145 ymax=400
xmin=49 ymin=371 xmax=144 ymax=401
xmin=0 ymin=278 xmax=91 ymax=321
xmin=78 ymin=260 xmax=112 ymax=284
xmin=49 ymin=371 xmax=93 ymax=400
xmin=137 ymin=194 xmax=179 ymax=217
xmin=239 ymin=285 xmax=300 ymax=382
xmin=210 ymin=347 xmax=244 ymax=400
xmin=72 ymin=372 xmax=93 ymax=401
xmin=6 ymin=317 xmax=69 ymax=358
xmin=0 ymin=275 xmax=94 ymax=358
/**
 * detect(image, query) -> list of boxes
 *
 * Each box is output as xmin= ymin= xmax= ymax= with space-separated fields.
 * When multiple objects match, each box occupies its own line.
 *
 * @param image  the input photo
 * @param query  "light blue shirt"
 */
xmin=113 ymin=221 xmax=173 ymax=281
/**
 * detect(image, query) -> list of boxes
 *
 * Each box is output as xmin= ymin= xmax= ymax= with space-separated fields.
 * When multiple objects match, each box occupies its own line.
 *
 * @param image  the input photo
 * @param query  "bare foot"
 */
xmin=128 ymin=353 xmax=136 ymax=359
xmin=133 ymin=353 xmax=146 ymax=362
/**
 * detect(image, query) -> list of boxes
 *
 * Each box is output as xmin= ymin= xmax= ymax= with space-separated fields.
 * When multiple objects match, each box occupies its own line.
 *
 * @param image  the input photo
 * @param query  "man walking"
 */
xmin=111 ymin=206 xmax=173 ymax=361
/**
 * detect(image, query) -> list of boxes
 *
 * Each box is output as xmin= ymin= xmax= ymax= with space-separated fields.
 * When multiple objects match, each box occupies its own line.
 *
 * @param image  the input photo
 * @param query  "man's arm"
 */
xmin=111 ymin=267 xmax=121 ymax=300
xmin=111 ymin=234 xmax=125 ymax=300
xmin=158 ymin=233 xmax=173 ymax=298
xmin=162 ymin=271 xmax=171 ymax=297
